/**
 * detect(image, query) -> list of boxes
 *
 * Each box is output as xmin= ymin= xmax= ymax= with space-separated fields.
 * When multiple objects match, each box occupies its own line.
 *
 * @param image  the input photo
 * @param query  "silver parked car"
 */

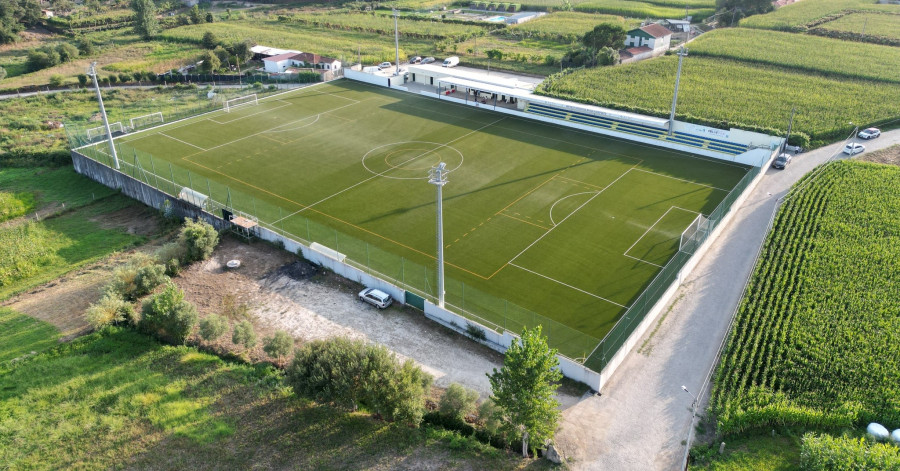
xmin=843 ymin=143 xmax=865 ymax=155
xmin=858 ymin=127 xmax=881 ymax=139
xmin=359 ymin=288 xmax=393 ymax=309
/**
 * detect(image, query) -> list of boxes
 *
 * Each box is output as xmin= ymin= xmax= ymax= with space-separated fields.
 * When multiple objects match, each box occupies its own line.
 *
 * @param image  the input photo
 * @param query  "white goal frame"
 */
xmin=223 ymin=94 xmax=258 ymax=112
xmin=130 ymin=112 xmax=164 ymax=130
xmin=86 ymin=122 xmax=124 ymax=140
xmin=679 ymin=213 xmax=710 ymax=255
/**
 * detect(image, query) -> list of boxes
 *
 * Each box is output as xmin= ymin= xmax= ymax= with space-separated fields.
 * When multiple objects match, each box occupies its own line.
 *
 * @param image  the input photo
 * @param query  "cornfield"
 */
xmin=711 ymin=161 xmax=900 ymax=436
xmin=740 ymin=0 xmax=896 ymax=32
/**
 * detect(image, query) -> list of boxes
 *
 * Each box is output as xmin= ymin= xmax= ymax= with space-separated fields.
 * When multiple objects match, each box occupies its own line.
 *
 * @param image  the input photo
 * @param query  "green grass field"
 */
xmin=81 ymin=80 xmax=749 ymax=359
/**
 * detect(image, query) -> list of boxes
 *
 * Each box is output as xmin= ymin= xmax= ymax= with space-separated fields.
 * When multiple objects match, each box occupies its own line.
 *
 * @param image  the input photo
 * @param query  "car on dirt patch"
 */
xmin=843 ymin=143 xmax=866 ymax=155
xmin=359 ymin=288 xmax=393 ymax=309
xmin=772 ymin=153 xmax=792 ymax=169
xmin=858 ymin=127 xmax=881 ymax=139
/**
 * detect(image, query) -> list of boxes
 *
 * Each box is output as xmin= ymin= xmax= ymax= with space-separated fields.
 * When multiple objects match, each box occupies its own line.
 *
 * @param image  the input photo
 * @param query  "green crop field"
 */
xmin=712 ymin=160 xmax=900 ymax=436
xmin=689 ymin=28 xmax=900 ymax=84
xmin=505 ymin=12 xmax=640 ymax=43
xmin=818 ymin=12 xmax=900 ymax=40
xmin=77 ymin=80 xmax=749 ymax=360
xmin=739 ymin=0 xmax=897 ymax=31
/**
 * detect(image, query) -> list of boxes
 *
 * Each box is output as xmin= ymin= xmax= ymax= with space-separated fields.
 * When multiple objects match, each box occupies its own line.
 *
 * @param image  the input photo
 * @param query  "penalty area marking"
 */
xmin=623 ymin=206 xmax=701 ymax=268
xmin=160 ymin=132 xmax=206 ymax=151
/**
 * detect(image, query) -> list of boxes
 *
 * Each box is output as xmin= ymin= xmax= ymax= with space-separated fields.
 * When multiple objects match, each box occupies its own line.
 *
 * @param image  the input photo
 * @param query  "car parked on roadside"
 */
xmin=843 ymin=143 xmax=866 ymax=155
xmin=858 ymin=127 xmax=881 ymax=139
xmin=359 ymin=288 xmax=393 ymax=309
xmin=772 ymin=153 xmax=792 ymax=169
xmin=378 ymin=61 xmax=392 ymax=70
xmin=410 ymin=56 xmax=422 ymax=64
xmin=421 ymin=57 xmax=435 ymax=64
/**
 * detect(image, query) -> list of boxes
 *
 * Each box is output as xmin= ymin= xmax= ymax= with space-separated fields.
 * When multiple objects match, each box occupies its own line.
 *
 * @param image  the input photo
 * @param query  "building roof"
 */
xmin=253 ymin=46 xmax=300 ymax=57
xmin=262 ymin=52 xmax=299 ymax=62
xmin=639 ymin=23 xmax=673 ymax=38
xmin=624 ymin=46 xmax=653 ymax=55
xmin=293 ymin=52 xmax=339 ymax=64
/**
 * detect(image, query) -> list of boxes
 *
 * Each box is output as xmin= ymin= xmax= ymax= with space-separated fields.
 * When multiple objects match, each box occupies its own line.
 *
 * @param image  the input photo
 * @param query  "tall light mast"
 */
xmin=88 ymin=62 xmax=120 ymax=169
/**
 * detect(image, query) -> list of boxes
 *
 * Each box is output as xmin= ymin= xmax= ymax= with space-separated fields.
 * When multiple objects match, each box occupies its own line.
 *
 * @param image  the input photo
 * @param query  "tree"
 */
xmin=438 ymin=383 xmax=479 ymax=421
xmin=263 ymin=330 xmax=293 ymax=361
xmin=198 ymin=49 xmax=220 ymax=73
xmin=84 ymin=0 xmax=101 ymax=13
xmin=487 ymin=326 xmax=562 ymax=458
xmin=108 ymin=73 xmax=118 ymax=84
xmin=188 ymin=4 xmax=202 ymax=24
xmin=50 ymin=0 xmax=74 ymax=13
xmin=230 ymin=38 xmax=254 ymax=63
xmin=118 ymin=72 xmax=131 ymax=83
xmin=198 ymin=313 xmax=228 ymax=341
xmin=232 ymin=320 xmax=257 ymax=350
xmin=131 ymin=0 xmax=158 ymax=40
xmin=140 ymin=282 xmax=198 ymax=344
xmin=56 ymin=42 xmax=79 ymax=62
xmin=485 ymin=49 xmax=503 ymax=61
xmin=582 ymin=23 xmax=627 ymax=51
xmin=201 ymin=30 xmax=218 ymax=49
xmin=204 ymin=11 xmax=213 ymax=23
xmin=212 ymin=45 xmax=229 ymax=64
xmin=77 ymin=37 xmax=95 ymax=56
xmin=178 ymin=218 xmax=219 ymax=262
xmin=76 ymin=73 xmax=87 ymax=86
xmin=596 ymin=46 xmax=620 ymax=66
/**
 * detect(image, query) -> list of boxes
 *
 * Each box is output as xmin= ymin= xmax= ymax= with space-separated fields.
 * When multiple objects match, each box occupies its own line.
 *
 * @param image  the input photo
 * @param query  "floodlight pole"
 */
xmin=88 ymin=62 xmax=120 ymax=170
xmin=429 ymin=163 xmax=448 ymax=308
xmin=668 ymin=46 xmax=688 ymax=136
xmin=393 ymin=9 xmax=401 ymax=76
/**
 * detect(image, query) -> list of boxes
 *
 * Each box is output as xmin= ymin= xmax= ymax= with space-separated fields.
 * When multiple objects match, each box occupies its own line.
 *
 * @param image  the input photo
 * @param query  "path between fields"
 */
xmin=554 ymin=129 xmax=900 ymax=471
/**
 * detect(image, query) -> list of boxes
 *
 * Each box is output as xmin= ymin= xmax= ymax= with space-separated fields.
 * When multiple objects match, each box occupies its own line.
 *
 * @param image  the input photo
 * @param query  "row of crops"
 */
xmin=536 ymin=55 xmax=900 ymax=148
xmin=278 ymin=11 xmax=491 ymax=41
xmin=504 ymin=11 xmax=638 ymax=42
xmin=739 ymin=0 xmax=897 ymax=32
xmin=711 ymin=160 xmax=900 ymax=436
xmin=688 ymin=28 xmax=900 ymax=84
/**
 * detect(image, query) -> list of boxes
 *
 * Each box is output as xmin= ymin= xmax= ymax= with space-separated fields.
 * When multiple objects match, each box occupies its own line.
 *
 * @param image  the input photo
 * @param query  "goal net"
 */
xmin=223 ymin=94 xmax=258 ymax=112
xmin=130 ymin=112 xmax=164 ymax=130
xmin=86 ymin=122 xmax=124 ymax=141
xmin=679 ymin=214 xmax=710 ymax=255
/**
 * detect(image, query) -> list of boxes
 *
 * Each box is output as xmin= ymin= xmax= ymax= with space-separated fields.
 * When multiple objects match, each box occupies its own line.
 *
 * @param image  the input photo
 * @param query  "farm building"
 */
xmin=624 ymin=24 xmax=672 ymax=54
xmin=264 ymin=52 xmax=342 ymax=73
xmin=619 ymin=46 xmax=655 ymax=64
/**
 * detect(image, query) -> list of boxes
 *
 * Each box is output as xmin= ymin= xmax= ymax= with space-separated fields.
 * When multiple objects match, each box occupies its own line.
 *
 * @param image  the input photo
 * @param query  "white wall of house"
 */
xmin=625 ymin=34 xmax=671 ymax=50
xmin=264 ymin=59 xmax=290 ymax=73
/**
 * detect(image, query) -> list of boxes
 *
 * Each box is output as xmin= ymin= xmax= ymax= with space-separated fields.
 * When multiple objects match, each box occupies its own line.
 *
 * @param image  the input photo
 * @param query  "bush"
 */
xmin=155 ymin=242 xmax=186 ymax=276
xmin=286 ymin=338 xmax=432 ymax=424
xmin=77 ymin=73 xmax=88 ymax=86
xmin=48 ymin=74 xmax=65 ymax=87
xmin=263 ymin=330 xmax=293 ymax=360
xmin=140 ymin=282 xmax=198 ymax=344
xmin=232 ymin=320 xmax=256 ymax=350
xmin=801 ymin=433 xmax=900 ymax=470
xmin=56 ymin=43 xmax=79 ymax=62
xmin=134 ymin=263 xmax=167 ymax=297
xmin=108 ymin=253 xmax=168 ymax=300
xmin=477 ymin=398 xmax=503 ymax=434
xmin=198 ymin=313 xmax=228 ymax=341
xmin=465 ymin=322 xmax=486 ymax=341
xmin=178 ymin=218 xmax=219 ymax=263
xmin=85 ymin=293 xmax=136 ymax=329
xmin=439 ymin=383 xmax=480 ymax=421
xmin=118 ymin=73 xmax=131 ymax=84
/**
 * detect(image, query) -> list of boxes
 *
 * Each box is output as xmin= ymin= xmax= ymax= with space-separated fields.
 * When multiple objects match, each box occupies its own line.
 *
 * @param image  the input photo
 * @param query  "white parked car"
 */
xmin=377 ymin=61 xmax=392 ymax=70
xmin=843 ymin=143 xmax=866 ymax=155
xmin=858 ymin=127 xmax=881 ymax=139
xmin=359 ymin=288 xmax=393 ymax=309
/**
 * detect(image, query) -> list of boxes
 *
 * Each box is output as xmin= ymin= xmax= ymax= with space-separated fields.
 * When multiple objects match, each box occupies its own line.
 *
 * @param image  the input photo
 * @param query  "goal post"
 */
xmin=86 ymin=122 xmax=124 ymax=141
xmin=223 ymin=94 xmax=258 ymax=112
xmin=130 ymin=112 xmax=164 ymax=130
xmin=679 ymin=213 xmax=710 ymax=255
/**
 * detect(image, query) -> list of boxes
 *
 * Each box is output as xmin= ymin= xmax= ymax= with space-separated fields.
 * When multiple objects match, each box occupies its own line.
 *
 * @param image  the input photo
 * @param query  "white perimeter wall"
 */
xmin=343 ymin=68 xmax=391 ymax=87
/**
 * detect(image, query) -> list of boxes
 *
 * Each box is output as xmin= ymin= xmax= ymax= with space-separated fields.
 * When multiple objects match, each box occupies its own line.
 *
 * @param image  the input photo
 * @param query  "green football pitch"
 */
xmin=87 ymin=80 xmax=750 ymax=360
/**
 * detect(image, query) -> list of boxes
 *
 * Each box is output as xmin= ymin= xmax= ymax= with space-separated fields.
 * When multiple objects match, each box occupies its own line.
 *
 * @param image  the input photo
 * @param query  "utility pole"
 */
xmin=429 ymin=163 xmax=448 ymax=308
xmin=668 ymin=46 xmax=688 ymax=136
xmin=88 ymin=62 xmax=119 ymax=169
xmin=393 ymin=9 xmax=401 ymax=76
xmin=783 ymin=106 xmax=796 ymax=153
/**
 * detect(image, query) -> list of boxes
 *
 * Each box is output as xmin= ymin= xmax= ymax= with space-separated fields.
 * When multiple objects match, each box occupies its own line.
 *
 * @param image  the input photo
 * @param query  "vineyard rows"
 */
xmin=535 ymin=56 xmax=900 ymax=148
xmin=712 ymin=161 xmax=900 ymax=436
xmin=689 ymin=28 xmax=900 ymax=84
xmin=504 ymin=12 xmax=637 ymax=43
xmin=818 ymin=12 xmax=900 ymax=40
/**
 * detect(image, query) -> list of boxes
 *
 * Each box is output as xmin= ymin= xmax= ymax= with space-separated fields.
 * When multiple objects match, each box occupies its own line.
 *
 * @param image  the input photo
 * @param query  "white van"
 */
xmin=442 ymin=56 xmax=459 ymax=68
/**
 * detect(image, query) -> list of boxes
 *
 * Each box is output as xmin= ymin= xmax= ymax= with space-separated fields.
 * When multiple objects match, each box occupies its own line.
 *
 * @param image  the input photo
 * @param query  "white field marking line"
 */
xmin=324 ymin=91 xmax=361 ymax=103
xmin=260 ymin=114 xmax=320 ymax=133
xmin=76 ymin=82 xmax=325 ymax=152
xmin=207 ymin=102 xmax=292 ymax=125
xmin=507 ymin=166 xmax=636 ymax=266
xmin=631 ymin=167 xmax=731 ymax=192
xmin=509 ymin=262 xmax=627 ymax=308
xmin=501 ymin=117 xmax=751 ymax=170
xmin=271 ymin=116 xmax=509 ymax=225
xmin=623 ymin=206 xmax=701 ymax=267
xmin=197 ymin=100 xmax=362 ymax=155
xmin=624 ymin=253 xmax=663 ymax=268
xmin=159 ymin=132 xmax=206 ymax=151
xmin=548 ymin=191 xmax=598 ymax=226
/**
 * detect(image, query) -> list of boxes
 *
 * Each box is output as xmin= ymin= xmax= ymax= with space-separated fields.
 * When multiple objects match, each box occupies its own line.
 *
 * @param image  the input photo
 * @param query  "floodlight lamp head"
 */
xmin=681 ymin=385 xmax=688 ymax=392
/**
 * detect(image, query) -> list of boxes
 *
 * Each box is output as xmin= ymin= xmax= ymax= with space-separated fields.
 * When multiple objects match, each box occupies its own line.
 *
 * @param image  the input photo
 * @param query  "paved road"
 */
xmin=555 ymin=129 xmax=900 ymax=470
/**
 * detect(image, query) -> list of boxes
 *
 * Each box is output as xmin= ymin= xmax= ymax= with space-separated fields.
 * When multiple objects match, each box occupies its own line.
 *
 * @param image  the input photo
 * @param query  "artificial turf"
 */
xmin=81 ymin=80 xmax=750 ymax=359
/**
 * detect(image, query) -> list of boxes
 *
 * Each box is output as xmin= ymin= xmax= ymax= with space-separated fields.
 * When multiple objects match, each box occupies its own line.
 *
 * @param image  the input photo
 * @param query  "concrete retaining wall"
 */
xmin=343 ymin=68 xmax=391 ymax=87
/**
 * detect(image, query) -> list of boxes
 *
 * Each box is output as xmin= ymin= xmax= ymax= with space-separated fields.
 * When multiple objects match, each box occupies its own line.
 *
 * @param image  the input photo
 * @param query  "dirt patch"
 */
xmin=858 ymin=144 xmax=900 ymax=166
xmin=0 ymin=202 xmax=65 ymax=230
xmin=89 ymin=205 xmax=162 ymax=237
